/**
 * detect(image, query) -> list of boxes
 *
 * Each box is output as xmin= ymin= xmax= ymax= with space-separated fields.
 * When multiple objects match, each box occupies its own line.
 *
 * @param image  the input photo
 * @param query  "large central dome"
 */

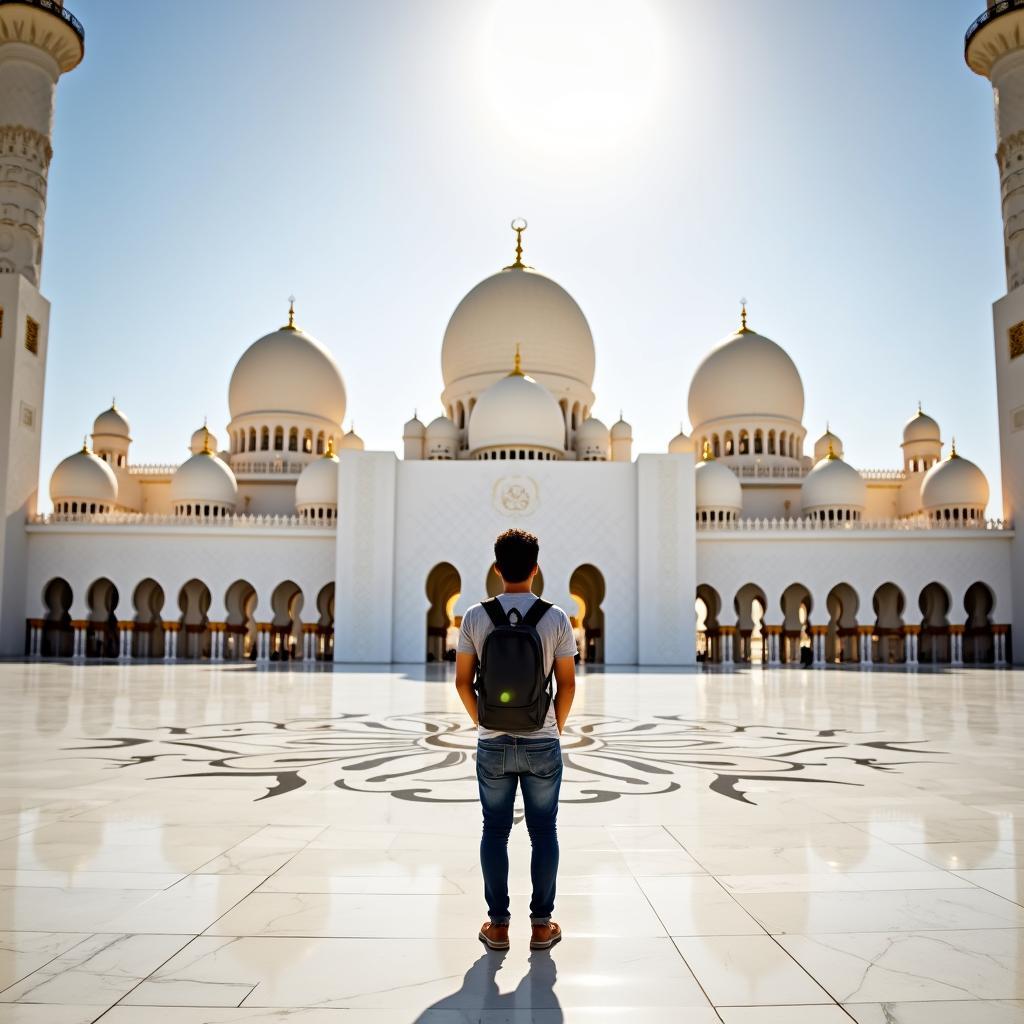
xmin=688 ymin=324 xmax=804 ymax=430
xmin=441 ymin=267 xmax=595 ymax=391
xmin=229 ymin=322 xmax=346 ymax=425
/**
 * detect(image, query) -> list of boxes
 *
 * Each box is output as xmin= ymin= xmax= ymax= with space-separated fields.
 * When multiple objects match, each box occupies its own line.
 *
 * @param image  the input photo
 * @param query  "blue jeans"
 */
xmin=476 ymin=734 xmax=562 ymax=926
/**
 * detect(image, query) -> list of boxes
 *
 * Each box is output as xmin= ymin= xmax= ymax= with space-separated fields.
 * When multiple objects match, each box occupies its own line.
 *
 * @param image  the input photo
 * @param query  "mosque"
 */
xmin=0 ymin=0 xmax=1021 ymax=667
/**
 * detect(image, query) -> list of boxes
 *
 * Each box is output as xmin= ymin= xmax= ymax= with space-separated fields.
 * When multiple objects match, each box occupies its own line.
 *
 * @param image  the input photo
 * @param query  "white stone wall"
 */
xmin=387 ymin=457 xmax=643 ymax=664
xmin=992 ymin=290 xmax=1024 ymax=658
xmin=697 ymin=530 xmax=1014 ymax=628
xmin=24 ymin=521 xmax=335 ymax=623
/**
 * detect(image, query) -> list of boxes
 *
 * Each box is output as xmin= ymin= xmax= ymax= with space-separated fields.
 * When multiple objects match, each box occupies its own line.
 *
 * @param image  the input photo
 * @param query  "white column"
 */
xmin=996 ymin=632 xmax=1007 ymax=666
xmin=906 ymin=632 xmax=918 ymax=667
xmin=211 ymin=630 xmax=223 ymax=662
xmin=29 ymin=625 xmax=40 ymax=658
xmin=951 ymin=632 xmax=963 ymax=667
xmin=722 ymin=632 xmax=734 ymax=666
xmin=164 ymin=628 xmax=175 ymax=663
xmin=72 ymin=626 xmax=86 ymax=660
xmin=861 ymin=632 xmax=873 ymax=665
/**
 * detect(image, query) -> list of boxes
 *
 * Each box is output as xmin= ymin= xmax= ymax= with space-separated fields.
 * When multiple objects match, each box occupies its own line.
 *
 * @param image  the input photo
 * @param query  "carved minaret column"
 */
xmin=0 ymin=1 xmax=83 ymax=654
xmin=967 ymin=1 xmax=1024 ymax=662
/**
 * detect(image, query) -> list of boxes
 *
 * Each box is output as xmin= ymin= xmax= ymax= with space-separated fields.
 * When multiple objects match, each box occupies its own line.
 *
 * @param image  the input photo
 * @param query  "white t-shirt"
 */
xmin=457 ymin=593 xmax=578 ymax=740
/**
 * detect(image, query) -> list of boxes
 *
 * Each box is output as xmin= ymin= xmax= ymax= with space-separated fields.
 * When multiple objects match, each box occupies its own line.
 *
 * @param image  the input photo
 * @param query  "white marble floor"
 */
xmin=0 ymin=661 xmax=1023 ymax=1023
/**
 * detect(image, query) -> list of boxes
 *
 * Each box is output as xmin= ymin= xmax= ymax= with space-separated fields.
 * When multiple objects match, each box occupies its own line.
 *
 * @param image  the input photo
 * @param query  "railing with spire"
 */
xmin=0 ymin=0 xmax=84 ymax=41
xmin=698 ymin=516 xmax=1011 ymax=534
xmin=966 ymin=1 xmax=1024 ymax=55
xmin=28 ymin=511 xmax=336 ymax=529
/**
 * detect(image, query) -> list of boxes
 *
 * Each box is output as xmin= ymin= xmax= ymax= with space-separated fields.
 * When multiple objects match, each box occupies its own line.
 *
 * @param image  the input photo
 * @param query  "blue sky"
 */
xmin=39 ymin=0 xmax=1006 ymax=509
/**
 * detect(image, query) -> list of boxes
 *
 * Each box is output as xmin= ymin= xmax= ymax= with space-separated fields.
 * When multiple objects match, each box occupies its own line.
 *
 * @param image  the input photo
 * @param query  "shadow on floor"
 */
xmin=411 ymin=948 xmax=562 ymax=1021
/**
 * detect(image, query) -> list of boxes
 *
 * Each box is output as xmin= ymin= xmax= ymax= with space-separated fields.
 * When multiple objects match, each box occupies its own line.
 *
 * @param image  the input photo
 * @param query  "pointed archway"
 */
xmin=569 ymin=564 xmax=605 ymax=664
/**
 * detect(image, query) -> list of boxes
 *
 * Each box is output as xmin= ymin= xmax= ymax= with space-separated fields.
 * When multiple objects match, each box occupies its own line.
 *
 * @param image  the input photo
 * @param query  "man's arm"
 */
xmin=552 ymin=655 xmax=576 ymax=734
xmin=455 ymin=651 xmax=479 ymax=726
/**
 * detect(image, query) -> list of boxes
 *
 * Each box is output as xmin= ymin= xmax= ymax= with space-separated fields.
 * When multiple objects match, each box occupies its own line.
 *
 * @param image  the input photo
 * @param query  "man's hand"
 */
xmin=455 ymin=651 xmax=479 ymax=726
xmin=552 ymin=655 xmax=576 ymax=734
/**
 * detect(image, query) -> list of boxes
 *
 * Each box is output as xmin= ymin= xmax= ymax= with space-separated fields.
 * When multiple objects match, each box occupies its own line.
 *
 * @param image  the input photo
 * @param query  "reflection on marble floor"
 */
xmin=0 ymin=663 xmax=1023 ymax=1023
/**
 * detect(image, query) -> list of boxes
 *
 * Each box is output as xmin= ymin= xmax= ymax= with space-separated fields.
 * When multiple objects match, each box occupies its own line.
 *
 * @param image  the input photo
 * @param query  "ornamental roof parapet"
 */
xmin=29 ymin=512 xmax=335 ymax=530
xmin=697 ymin=516 xmax=1011 ymax=534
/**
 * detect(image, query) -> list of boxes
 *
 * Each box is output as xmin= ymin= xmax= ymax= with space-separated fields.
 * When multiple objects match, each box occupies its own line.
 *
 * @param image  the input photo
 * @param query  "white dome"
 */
xmin=170 ymin=451 xmax=238 ymax=507
xmin=669 ymin=428 xmax=691 ymax=454
xmin=802 ymin=454 xmax=866 ymax=512
xmin=403 ymin=415 xmax=425 ymax=438
xmin=190 ymin=425 xmax=218 ymax=455
xmin=442 ymin=267 xmax=595 ymax=390
xmin=468 ymin=370 xmax=566 ymax=454
xmin=425 ymin=416 xmax=459 ymax=440
xmin=295 ymin=449 xmax=339 ymax=509
xmin=93 ymin=404 xmax=130 ymax=438
xmin=50 ymin=447 xmax=118 ymax=505
xmin=921 ymin=451 xmax=989 ymax=512
xmin=340 ymin=428 xmax=364 ymax=451
xmin=813 ymin=429 xmax=843 ymax=462
xmin=695 ymin=457 xmax=742 ymax=511
xmin=575 ymin=417 xmax=609 ymax=444
xmin=903 ymin=407 xmax=941 ymax=444
xmin=688 ymin=325 xmax=804 ymax=429
xmin=610 ymin=416 xmax=632 ymax=440
xmin=575 ymin=417 xmax=609 ymax=459
xmin=228 ymin=322 xmax=346 ymax=425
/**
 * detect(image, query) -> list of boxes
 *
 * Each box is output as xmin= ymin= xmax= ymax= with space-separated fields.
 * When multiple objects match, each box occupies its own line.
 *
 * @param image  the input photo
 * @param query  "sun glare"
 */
xmin=479 ymin=0 xmax=666 ymax=158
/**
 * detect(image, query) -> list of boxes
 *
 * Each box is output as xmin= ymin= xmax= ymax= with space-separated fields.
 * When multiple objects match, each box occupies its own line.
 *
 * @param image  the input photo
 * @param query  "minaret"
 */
xmin=0 ymin=2 xmax=84 ymax=654
xmin=967 ymin=3 xmax=1024 ymax=663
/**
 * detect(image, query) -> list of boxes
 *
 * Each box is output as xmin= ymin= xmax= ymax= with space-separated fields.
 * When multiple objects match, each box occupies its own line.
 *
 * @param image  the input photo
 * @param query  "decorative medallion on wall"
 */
xmin=1009 ymin=320 xmax=1024 ymax=360
xmin=69 ymin=712 xmax=944 ymax=806
xmin=492 ymin=475 xmax=538 ymax=517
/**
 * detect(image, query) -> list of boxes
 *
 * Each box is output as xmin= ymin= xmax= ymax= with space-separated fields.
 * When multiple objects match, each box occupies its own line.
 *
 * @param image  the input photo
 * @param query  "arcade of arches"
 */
xmin=696 ymin=580 xmax=1010 ymax=666
xmin=425 ymin=562 xmax=605 ymax=664
xmin=28 ymin=578 xmax=336 ymax=663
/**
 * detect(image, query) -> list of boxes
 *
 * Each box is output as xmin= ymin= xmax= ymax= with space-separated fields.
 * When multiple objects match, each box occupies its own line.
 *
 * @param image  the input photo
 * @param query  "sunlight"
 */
xmin=478 ymin=0 xmax=666 ymax=158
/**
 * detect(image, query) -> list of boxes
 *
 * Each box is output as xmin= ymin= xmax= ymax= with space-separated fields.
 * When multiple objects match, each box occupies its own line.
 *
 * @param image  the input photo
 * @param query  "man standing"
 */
xmin=455 ymin=528 xmax=577 ymax=951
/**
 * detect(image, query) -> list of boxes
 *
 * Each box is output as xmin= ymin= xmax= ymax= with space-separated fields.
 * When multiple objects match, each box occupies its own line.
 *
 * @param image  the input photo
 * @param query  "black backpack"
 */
xmin=475 ymin=597 xmax=553 ymax=732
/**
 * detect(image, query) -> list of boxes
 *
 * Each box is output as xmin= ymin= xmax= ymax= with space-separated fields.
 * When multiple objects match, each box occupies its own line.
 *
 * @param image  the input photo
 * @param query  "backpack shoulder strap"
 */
xmin=522 ymin=598 xmax=553 ymax=628
xmin=481 ymin=598 xmax=508 ymax=629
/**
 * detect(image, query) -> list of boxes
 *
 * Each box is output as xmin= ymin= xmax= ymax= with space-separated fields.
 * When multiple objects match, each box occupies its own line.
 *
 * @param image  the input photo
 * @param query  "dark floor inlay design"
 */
xmin=68 ymin=713 xmax=946 ymax=804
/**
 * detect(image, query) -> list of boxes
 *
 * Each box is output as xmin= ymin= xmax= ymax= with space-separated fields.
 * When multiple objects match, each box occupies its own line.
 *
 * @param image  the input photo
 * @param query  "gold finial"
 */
xmin=950 ymin=436 xmax=959 ymax=459
xmin=702 ymin=440 xmax=713 ymax=461
xmin=917 ymin=400 xmax=923 ymax=415
xmin=326 ymin=436 xmax=337 ymax=458
xmin=826 ymin=439 xmax=837 ymax=461
xmin=81 ymin=436 xmax=89 ymax=453
xmin=825 ymin=420 xmax=830 ymax=434
xmin=504 ymin=218 xmax=528 ymax=270
xmin=285 ymin=295 xmax=296 ymax=330
xmin=111 ymin=396 xmax=117 ymax=410
xmin=201 ymin=423 xmax=213 ymax=454
xmin=508 ymin=343 xmax=525 ymax=377
xmin=738 ymin=298 xmax=751 ymax=334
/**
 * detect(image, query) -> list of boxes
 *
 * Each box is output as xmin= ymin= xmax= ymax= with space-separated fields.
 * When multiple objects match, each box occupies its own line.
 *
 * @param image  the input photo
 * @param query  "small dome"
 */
xmin=669 ymin=428 xmax=691 ymax=454
xmin=170 ymin=450 xmax=238 ymax=508
xmin=802 ymin=453 xmax=866 ymax=512
xmin=228 ymin=313 xmax=346 ymax=425
xmin=295 ymin=447 xmax=339 ymax=509
xmin=340 ymin=427 xmax=364 ymax=451
xmin=468 ymin=367 xmax=565 ymax=454
xmin=403 ymin=414 xmax=425 ymax=438
xmin=688 ymin=319 xmax=804 ymax=430
xmin=813 ymin=428 xmax=843 ymax=462
xmin=695 ymin=455 xmax=742 ymax=511
xmin=190 ymin=425 xmax=218 ymax=455
xmin=50 ymin=447 xmax=118 ymax=506
xmin=610 ymin=415 xmax=632 ymax=440
xmin=903 ymin=407 xmax=941 ymax=445
xmin=575 ymin=417 xmax=609 ymax=443
xmin=575 ymin=417 xmax=609 ymax=459
xmin=921 ymin=449 xmax=989 ymax=513
xmin=92 ymin=403 xmax=130 ymax=439
xmin=442 ymin=265 xmax=595 ymax=391
xmin=425 ymin=415 xmax=459 ymax=440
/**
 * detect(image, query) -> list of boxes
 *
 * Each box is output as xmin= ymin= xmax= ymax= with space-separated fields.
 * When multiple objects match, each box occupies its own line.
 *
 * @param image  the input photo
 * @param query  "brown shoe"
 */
xmin=479 ymin=921 xmax=510 ymax=950
xmin=530 ymin=920 xmax=562 ymax=950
